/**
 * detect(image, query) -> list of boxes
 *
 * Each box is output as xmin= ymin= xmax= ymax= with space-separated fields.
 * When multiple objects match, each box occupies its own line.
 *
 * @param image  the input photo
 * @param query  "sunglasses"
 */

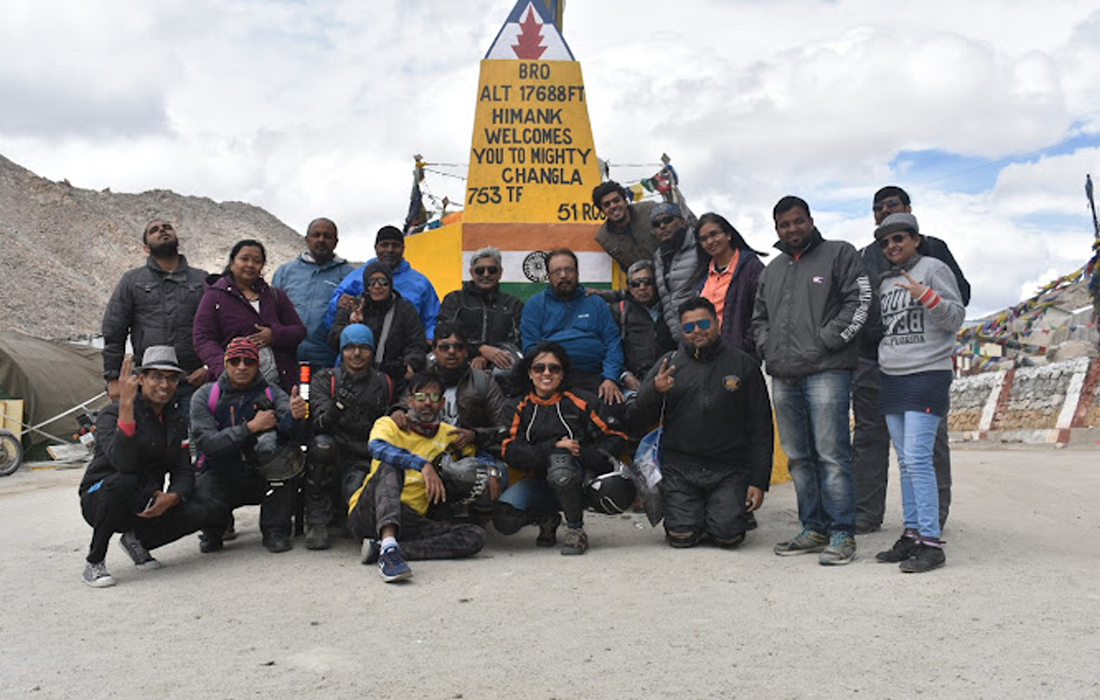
xmin=412 ymin=391 xmax=443 ymax=402
xmin=473 ymin=265 xmax=500 ymax=276
xmin=227 ymin=357 xmax=258 ymax=367
xmin=872 ymin=197 xmax=904 ymax=212
xmin=682 ymin=318 xmax=713 ymax=334
xmin=629 ymin=278 xmax=655 ymax=288
xmin=653 ymin=216 xmax=678 ymax=227
xmin=436 ymin=341 xmax=465 ymax=352
xmin=877 ymin=232 xmax=912 ymax=249
xmin=366 ymin=278 xmax=391 ymax=288
xmin=531 ymin=362 xmax=563 ymax=375
xmin=144 ymin=370 xmax=180 ymax=385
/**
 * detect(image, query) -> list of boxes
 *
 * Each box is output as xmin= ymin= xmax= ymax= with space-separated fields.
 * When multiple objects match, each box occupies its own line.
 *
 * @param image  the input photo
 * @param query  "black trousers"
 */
xmin=852 ymin=359 xmax=952 ymax=528
xmin=304 ymin=455 xmax=369 ymax=529
xmin=661 ymin=462 xmax=748 ymax=542
xmin=80 ymin=472 xmax=206 ymax=563
xmin=346 ymin=462 xmax=484 ymax=560
xmin=193 ymin=468 xmax=296 ymax=540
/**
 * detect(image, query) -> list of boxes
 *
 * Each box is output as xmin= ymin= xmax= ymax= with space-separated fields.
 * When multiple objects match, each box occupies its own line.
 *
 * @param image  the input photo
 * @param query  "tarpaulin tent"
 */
xmin=0 ymin=331 xmax=108 ymax=444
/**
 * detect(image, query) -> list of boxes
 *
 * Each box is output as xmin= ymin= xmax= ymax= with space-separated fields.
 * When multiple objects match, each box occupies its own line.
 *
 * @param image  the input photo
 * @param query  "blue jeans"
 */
xmin=885 ymin=411 xmax=942 ymax=540
xmin=772 ymin=370 xmax=856 ymax=534
xmin=496 ymin=478 xmax=562 ymax=521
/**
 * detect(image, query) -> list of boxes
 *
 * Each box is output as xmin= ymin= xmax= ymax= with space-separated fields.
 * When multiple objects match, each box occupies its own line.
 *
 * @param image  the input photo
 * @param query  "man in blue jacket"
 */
xmin=324 ymin=225 xmax=440 ymax=339
xmin=521 ymin=248 xmax=625 ymax=405
xmin=272 ymin=217 xmax=355 ymax=368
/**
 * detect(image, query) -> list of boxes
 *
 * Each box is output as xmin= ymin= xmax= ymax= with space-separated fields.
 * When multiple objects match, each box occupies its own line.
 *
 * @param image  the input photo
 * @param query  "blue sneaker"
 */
xmin=378 ymin=545 xmax=412 ymax=583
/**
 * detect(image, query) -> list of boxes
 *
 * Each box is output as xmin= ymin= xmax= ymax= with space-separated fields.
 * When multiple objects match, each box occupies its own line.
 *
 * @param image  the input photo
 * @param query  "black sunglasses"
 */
xmin=629 ymin=278 xmax=655 ymax=288
xmin=877 ymin=232 xmax=912 ymax=249
xmin=366 ymin=278 xmax=391 ymax=288
xmin=227 ymin=357 xmax=258 ymax=367
xmin=652 ymin=216 xmax=678 ymax=227
xmin=473 ymin=265 xmax=500 ymax=276
xmin=531 ymin=362 xmax=563 ymax=375
xmin=436 ymin=341 xmax=465 ymax=352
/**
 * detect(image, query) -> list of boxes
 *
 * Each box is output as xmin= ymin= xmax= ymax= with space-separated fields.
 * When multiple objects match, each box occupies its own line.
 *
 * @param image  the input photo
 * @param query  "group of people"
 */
xmin=82 ymin=182 xmax=967 ymax=587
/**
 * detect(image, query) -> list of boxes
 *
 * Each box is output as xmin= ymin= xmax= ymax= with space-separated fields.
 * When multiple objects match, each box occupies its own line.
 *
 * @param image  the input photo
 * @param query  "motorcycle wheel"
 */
xmin=0 ymin=431 xmax=23 ymax=477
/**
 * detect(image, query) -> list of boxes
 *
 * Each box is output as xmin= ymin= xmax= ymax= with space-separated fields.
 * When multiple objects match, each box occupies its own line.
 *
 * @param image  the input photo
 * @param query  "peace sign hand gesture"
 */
xmin=654 ymin=357 xmax=677 ymax=393
xmin=894 ymin=270 xmax=930 ymax=300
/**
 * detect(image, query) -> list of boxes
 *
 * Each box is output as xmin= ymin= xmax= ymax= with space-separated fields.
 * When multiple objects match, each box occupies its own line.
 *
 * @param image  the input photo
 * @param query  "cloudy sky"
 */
xmin=3 ymin=0 xmax=1099 ymax=317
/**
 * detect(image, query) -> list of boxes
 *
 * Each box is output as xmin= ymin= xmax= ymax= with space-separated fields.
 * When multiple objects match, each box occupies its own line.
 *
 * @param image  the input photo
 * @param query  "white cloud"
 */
xmin=1 ymin=0 xmax=1098 ymax=308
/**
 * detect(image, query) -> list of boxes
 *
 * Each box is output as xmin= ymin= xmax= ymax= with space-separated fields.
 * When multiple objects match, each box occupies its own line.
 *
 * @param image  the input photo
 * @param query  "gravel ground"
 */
xmin=2 ymin=446 xmax=1099 ymax=699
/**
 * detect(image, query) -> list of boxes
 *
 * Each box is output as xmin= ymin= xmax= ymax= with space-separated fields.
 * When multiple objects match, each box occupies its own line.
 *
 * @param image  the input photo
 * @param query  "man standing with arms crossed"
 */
xmin=752 ymin=196 xmax=871 ymax=565
xmin=102 ymin=219 xmax=208 ymax=411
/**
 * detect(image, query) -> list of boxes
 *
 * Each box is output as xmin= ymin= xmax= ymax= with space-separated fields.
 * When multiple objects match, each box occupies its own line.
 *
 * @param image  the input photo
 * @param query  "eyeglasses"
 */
xmin=877 ymin=232 xmax=911 ymax=249
xmin=682 ymin=319 xmax=713 ymax=334
xmin=653 ymin=216 xmax=678 ymax=227
xmin=227 ymin=357 xmax=258 ymax=367
xmin=473 ymin=265 xmax=500 ymax=276
xmin=366 ymin=278 xmax=391 ymax=288
xmin=629 ymin=278 xmax=655 ymax=288
xmin=872 ymin=197 xmax=904 ymax=213
xmin=436 ymin=341 xmax=465 ymax=352
xmin=144 ymin=370 xmax=180 ymax=385
xmin=547 ymin=267 xmax=576 ymax=278
xmin=531 ymin=362 xmax=563 ymax=375
xmin=412 ymin=391 xmax=443 ymax=402
xmin=146 ymin=223 xmax=174 ymax=235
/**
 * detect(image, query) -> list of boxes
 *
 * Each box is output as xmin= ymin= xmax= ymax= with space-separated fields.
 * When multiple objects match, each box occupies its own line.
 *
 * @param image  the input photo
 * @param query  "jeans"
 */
xmin=884 ymin=411 xmax=942 ymax=540
xmin=852 ymin=359 xmax=952 ymax=528
xmin=772 ymin=370 xmax=856 ymax=534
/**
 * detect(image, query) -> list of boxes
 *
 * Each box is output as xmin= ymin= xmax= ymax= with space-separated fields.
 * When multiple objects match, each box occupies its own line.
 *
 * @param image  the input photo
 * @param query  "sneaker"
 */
xmin=263 ymin=534 xmax=292 ymax=554
xmin=773 ymin=529 xmax=829 ymax=556
xmin=199 ymin=532 xmax=223 ymax=554
xmin=536 ymin=513 xmax=561 ymax=548
xmin=819 ymin=532 xmax=857 ymax=566
xmin=360 ymin=538 xmax=380 ymax=565
xmin=560 ymin=527 xmax=589 ymax=555
xmin=900 ymin=543 xmax=946 ymax=573
xmin=875 ymin=534 xmax=920 ymax=563
xmin=82 ymin=561 xmax=116 ymax=588
xmin=378 ymin=545 xmax=413 ymax=582
xmin=120 ymin=531 xmax=162 ymax=570
xmin=304 ymin=524 xmax=331 ymax=550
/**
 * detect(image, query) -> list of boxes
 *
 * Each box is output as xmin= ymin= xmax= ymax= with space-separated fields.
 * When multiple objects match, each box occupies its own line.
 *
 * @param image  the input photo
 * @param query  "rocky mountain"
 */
xmin=0 ymin=153 xmax=305 ymax=340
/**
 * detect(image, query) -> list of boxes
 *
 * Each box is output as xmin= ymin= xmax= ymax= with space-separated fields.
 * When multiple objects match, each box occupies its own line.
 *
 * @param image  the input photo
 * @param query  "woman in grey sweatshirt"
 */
xmin=873 ymin=213 xmax=964 ymax=573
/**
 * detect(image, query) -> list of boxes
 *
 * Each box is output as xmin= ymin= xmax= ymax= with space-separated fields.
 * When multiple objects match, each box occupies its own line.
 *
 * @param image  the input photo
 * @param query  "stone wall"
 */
xmin=950 ymin=357 xmax=1100 ymax=444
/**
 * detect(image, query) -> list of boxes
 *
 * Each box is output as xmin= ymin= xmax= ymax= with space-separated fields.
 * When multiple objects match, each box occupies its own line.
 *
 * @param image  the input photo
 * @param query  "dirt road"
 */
xmin=2 ymin=446 xmax=1098 ymax=699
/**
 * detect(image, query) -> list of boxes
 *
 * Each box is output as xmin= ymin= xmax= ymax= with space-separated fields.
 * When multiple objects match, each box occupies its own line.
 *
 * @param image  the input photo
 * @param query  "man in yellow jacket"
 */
xmin=347 ymin=371 xmax=486 ymax=582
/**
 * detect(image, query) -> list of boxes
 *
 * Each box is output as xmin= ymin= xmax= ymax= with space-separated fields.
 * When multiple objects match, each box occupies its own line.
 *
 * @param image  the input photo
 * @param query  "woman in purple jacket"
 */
xmin=193 ymin=240 xmax=306 ymax=393
xmin=690 ymin=212 xmax=767 ymax=355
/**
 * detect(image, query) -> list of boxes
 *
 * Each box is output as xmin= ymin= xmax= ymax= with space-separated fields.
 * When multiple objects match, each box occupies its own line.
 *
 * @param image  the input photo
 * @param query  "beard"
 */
xmin=147 ymin=239 xmax=179 ymax=258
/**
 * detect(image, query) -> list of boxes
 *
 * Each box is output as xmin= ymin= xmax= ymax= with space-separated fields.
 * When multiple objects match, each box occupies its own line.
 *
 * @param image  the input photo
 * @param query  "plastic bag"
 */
xmin=628 ymin=428 xmax=663 ymax=527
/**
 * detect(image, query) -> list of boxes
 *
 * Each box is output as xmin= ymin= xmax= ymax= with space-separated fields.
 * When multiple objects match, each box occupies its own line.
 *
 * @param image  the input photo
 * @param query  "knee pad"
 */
xmin=307 ymin=435 xmax=339 ymax=468
xmin=547 ymin=453 xmax=581 ymax=489
xmin=491 ymin=502 xmax=526 ymax=536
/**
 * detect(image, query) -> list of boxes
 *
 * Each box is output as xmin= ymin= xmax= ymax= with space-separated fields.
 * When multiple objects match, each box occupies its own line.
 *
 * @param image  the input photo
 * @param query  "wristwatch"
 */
xmin=488 ymin=467 xmax=502 ymax=479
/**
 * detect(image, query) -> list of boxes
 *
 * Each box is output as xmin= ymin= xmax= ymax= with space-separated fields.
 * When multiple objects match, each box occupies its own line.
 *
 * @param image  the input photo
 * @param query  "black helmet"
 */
xmin=247 ymin=432 xmax=304 ymax=482
xmin=585 ymin=470 xmax=637 ymax=515
xmin=434 ymin=452 xmax=492 ymax=505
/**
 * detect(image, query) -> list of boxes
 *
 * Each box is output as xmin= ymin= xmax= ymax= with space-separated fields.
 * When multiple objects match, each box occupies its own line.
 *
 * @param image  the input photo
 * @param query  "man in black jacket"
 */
xmin=78 ymin=347 xmax=206 ymax=587
xmin=630 ymin=298 xmax=773 ymax=548
xmin=852 ymin=186 xmax=971 ymax=533
xmin=101 ymin=220 xmax=208 ymax=410
xmin=304 ymin=323 xmax=396 ymax=550
xmin=438 ymin=247 xmax=524 ymax=378
xmin=609 ymin=260 xmax=676 ymax=394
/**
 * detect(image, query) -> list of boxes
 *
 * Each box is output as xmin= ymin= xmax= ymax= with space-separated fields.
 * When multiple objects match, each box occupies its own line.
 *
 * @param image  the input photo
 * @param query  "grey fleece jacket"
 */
xmin=877 ymin=255 xmax=965 ymax=376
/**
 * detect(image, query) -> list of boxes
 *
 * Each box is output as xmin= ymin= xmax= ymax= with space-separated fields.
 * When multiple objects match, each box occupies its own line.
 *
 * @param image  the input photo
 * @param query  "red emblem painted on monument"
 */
xmin=511 ymin=6 xmax=546 ymax=59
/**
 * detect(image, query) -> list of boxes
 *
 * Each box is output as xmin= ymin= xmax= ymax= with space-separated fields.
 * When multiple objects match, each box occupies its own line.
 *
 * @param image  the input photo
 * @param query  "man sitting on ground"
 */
xmin=347 ymin=371 xmax=486 ymax=582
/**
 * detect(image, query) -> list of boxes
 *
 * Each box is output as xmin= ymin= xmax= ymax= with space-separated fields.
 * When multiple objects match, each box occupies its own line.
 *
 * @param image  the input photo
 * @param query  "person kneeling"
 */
xmin=347 ymin=371 xmax=485 ymax=583
xmin=78 ymin=348 xmax=206 ymax=587
xmin=191 ymin=337 xmax=308 ymax=554
xmin=629 ymin=298 xmax=773 ymax=549
xmin=495 ymin=342 xmax=629 ymax=555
